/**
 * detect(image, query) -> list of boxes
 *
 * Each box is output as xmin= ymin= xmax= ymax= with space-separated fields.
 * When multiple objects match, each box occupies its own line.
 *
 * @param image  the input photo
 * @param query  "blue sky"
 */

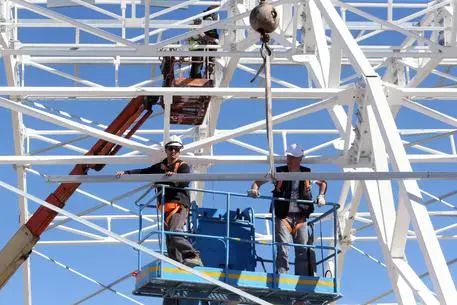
xmin=0 ymin=1 xmax=456 ymax=304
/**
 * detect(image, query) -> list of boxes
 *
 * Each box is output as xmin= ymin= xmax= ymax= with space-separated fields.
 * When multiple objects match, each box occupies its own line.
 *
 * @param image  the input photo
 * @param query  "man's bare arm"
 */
xmin=248 ymin=180 xmax=267 ymax=197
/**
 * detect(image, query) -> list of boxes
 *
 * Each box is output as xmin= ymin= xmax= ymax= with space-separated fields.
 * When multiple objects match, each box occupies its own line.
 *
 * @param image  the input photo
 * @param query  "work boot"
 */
xmin=183 ymin=256 xmax=203 ymax=267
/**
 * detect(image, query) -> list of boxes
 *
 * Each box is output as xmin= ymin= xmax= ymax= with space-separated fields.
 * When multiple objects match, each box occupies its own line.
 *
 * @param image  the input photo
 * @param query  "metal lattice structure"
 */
xmin=0 ymin=0 xmax=456 ymax=304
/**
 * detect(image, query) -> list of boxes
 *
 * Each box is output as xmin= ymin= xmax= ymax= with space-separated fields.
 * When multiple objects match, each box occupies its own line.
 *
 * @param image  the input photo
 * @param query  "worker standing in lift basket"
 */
xmin=189 ymin=6 xmax=220 ymax=79
xmin=248 ymin=143 xmax=327 ymax=276
xmin=116 ymin=135 xmax=203 ymax=267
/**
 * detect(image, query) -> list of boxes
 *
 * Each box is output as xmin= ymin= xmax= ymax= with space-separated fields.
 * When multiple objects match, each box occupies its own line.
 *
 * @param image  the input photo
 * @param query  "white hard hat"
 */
xmin=285 ymin=143 xmax=303 ymax=158
xmin=164 ymin=135 xmax=183 ymax=148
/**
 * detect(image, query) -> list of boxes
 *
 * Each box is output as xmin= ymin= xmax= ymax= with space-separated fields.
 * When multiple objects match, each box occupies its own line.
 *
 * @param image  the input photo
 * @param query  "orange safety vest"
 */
xmin=281 ymin=216 xmax=307 ymax=234
xmin=157 ymin=160 xmax=187 ymax=224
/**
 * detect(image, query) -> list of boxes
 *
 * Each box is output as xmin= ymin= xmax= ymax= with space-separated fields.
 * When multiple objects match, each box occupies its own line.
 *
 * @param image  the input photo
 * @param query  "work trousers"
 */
xmin=162 ymin=207 xmax=199 ymax=305
xmin=190 ymin=55 xmax=214 ymax=78
xmin=165 ymin=206 xmax=199 ymax=263
xmin=275 ymin=214 xmax=310 ymax=275
xmin=190 ymin=44 xmax=217 ymax=79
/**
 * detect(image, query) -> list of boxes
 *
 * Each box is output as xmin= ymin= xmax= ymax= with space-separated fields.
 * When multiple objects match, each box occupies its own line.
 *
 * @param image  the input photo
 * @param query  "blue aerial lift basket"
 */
xmin=133 ymin=186 xmax=341 ymax=305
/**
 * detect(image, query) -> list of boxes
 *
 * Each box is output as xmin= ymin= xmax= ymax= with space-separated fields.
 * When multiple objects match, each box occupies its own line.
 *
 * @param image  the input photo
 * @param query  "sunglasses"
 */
xmin=166 ymin=146 xmax=181 ymax=152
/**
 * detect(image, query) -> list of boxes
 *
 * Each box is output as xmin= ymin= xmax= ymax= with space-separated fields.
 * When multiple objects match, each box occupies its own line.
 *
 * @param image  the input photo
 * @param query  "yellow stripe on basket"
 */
xmin=227 ymin=273 xmax=270 ymax=282
xmin=135 ymin=266 xmax=160 ymax=282
xmin=160 ymin=267 xmax=334 ymax=287
xmin=163 ymin=267 xmax=224 ymax=278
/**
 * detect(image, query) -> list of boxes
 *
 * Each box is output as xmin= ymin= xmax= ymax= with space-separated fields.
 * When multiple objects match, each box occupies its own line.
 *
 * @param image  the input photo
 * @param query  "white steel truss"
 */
xmin=0 ymin=0 xmax=456 ymax=305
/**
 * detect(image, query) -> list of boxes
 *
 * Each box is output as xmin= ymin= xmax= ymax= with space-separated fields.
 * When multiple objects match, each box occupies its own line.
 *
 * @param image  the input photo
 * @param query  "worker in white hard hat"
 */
xmin=248 ymin=143 xmax=326 ymax=276
xmin=116 ymin=135 xmax=203 ymax=267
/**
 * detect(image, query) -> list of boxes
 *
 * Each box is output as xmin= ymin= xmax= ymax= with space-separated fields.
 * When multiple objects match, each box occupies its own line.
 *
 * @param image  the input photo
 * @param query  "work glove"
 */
xmin=247 ymin=189 xmax=260 ymax=198
xmin=317 ymin=194 xmax=326 ymax=206
xmin=115 ymin=171 xmax=125 ymax=179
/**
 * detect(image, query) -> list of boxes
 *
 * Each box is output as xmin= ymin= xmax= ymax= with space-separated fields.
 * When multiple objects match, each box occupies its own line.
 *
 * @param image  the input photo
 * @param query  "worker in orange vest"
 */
xmin=116 ymin=135 xmax=203 ymax=267
xmin=248 ymin=143 xmax=326 ymax=276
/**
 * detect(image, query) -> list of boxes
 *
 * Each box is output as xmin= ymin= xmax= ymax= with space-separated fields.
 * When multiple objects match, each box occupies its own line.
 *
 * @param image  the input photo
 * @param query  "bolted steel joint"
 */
xmin=249 ymin=1 xmax=280 ymax=35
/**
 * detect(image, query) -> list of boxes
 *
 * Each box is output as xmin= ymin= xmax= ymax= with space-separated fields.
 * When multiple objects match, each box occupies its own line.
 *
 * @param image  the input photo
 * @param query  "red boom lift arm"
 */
xmin=0 ymin=96 xmax=153 ymax=289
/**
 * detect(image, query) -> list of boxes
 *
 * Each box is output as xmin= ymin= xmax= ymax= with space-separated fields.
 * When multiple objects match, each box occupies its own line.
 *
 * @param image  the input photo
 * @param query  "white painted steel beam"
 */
xmin=0 ymin=86 xmax=350 ymax=99
xmin=22 ymin=100 xmax=149 ymax=143
xmin=7 ymin=19 xmax=446 ymax=31
xmin=363 ymin=257 xmax=457 ymax=305
xmin=328 ymin=32 xmax=342 ymax=87
xmin=0 ymin=155 xmax=343 ymax=165
xmin=0 ymin=3 xmax=32 ymax=303
xmin=24 ymin=61 xmax=104 ymax=87
xmin=390 ymin=86 xmax=457 ymax=98
xmin=363 ymin=106 xmax=415 ymax=303
xmin=335 ymin=0 xmax=446 ymax=51
xmin=400 ymin=58 xmax=457 ymax=85
xmin=27 ymin=128 xmax=455 ymax=136
xmin=2 ymin=153 xmax=457 ymax=165
xmin=12 ymin=0 xmax=136 ymax=47
xmin=366 ymin=77 xmax=457 ymax=305
xmin=148 ymin=3 xmax=246 ymax=50
xmin=407 ymin=57 xmax=444 ymax=88
xmin=393 ymin=259 xmax=439 ymax=305
xmin=308 ymin=0 xmax=330 ymax=87
xmin=401 ymin=99 xmax=457 ymax=128
xmin=14 ymin=0 xmax=430 ymax=8
xmin=315 ymin=0 xmax=457 ymax=303
xmin=21 ymin=0 xmax=219 ymax=5
xmin=130 ymin=3 xmax=226 ymax=42
xmin=33 ymin=235 xmax=457 ymax=245
xmin=28 ymin=133 xmax=88 ymax=154
xmin=1 ymin=47 xmax=455 ymax=59
xmin=315 ymin=0 xmax=381 ymax=77
xmin=68 ymin=0 xmax=121 ymax=19
xmin=0 ymin=96 xmax=163 ymax=157
xmin=5 ymin=47 xmax=457 ymax=58
xmin=45 ymin=171 xmax=457 ymax=183
xmin=53 ymin=225 xmax=105 ymax=240
xmin=182 ymin=98 xmax=340 ymax=154
xmin=162 ymin=95 xmax=172 ymax=144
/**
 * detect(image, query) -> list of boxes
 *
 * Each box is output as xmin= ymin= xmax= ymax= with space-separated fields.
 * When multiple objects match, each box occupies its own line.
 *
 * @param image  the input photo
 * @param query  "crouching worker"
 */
xmin=248 ymin=143 xmax=326 ymax=276
xmin=116 ymin=135 xmax=203 ymax=268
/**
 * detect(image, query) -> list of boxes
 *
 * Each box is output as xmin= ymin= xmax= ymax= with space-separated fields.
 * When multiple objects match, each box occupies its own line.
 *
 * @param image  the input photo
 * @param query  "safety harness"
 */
xmin=275 ymin=179 xmax=311 ymax=234
xmin=157 ymin=160 xmax=187 ymax=225
xmin=281 ymin=216 xmax=306 ymax=234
